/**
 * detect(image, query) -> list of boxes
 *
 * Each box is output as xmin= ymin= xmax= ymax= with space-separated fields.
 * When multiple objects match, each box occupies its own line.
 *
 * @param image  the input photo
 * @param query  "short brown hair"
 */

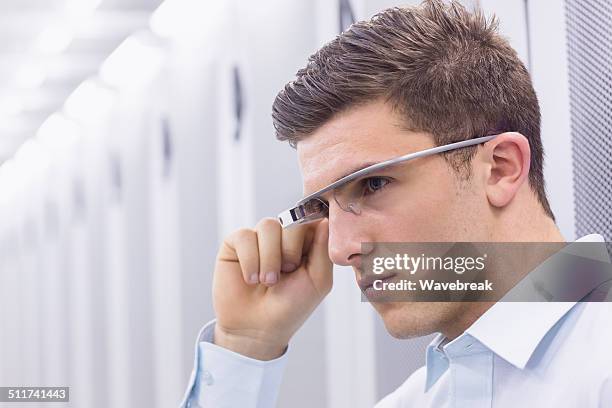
xmin=272 ymin=0 xmax=555 ymax=221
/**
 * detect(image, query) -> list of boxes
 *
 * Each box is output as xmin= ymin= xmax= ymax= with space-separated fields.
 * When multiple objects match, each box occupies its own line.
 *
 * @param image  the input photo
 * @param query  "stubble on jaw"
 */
xmin=371 ymin=301 xmax=495 ymax=340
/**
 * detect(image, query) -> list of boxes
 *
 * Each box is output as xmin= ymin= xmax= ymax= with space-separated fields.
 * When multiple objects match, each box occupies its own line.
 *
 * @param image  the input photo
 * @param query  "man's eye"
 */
xmin=364 ymin=177 xmax=391 ymax=194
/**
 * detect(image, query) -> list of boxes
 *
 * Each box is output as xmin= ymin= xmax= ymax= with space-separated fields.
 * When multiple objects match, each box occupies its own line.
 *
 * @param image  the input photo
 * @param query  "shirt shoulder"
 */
xmin=562 ymin=301 xmax=612 ymax=346
xmin=526 ymin=301 xmax=612 ymax=384
xmin=571 ymin=302 xmax=612 ymax=362
xmin=514 ymin=301 xmax=612 ymax=406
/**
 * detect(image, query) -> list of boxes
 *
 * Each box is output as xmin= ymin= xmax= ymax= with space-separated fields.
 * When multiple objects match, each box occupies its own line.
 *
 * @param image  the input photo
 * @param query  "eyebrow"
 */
xmin=304 ymin=161 xmax=379 ymax=199
xmin=332 ymin=161 xmax=379 ymax=184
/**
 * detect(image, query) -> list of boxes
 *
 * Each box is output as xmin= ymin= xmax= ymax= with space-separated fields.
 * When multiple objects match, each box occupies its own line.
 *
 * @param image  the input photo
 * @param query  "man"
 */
xmin=180 ymin=1 xmax=612 ymax=406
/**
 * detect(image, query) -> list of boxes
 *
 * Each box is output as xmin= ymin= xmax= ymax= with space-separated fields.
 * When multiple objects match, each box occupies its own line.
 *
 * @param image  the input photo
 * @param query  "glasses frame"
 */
xmin=278 ymin=134 xmax=499 ymax=228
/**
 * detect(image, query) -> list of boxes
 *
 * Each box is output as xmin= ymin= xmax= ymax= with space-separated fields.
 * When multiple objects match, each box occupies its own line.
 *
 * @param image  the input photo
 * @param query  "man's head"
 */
xmin=271 ymin=0 xmax=558 ymax=338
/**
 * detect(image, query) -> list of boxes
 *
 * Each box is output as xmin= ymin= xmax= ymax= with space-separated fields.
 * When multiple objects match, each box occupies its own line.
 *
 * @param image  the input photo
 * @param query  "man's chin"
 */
xmin=371 ymin=301 xmax=444 ymax=339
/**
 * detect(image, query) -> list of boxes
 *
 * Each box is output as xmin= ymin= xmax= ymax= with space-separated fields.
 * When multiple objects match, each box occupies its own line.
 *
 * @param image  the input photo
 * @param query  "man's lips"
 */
xmin=357 ymin=273 xmax=397 ymax=291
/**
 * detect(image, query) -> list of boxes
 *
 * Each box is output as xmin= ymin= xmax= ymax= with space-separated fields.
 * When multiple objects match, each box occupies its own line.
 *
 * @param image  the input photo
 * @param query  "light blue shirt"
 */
xmin=180 ymin=234 xmax=612 ymax=407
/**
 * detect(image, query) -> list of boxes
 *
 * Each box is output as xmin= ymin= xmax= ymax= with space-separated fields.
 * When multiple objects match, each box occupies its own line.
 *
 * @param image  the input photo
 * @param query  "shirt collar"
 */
xmin=424 ymin=233 xmax=608 ymax=392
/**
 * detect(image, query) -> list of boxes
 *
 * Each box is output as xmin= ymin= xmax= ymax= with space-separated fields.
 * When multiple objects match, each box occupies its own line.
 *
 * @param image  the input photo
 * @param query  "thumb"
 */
xmin=306 ymin=219 xmax=333 ymax=295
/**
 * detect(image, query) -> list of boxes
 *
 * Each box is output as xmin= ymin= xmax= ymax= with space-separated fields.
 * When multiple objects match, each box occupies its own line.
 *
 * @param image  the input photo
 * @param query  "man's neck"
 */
xmin=440 ymin=215 xmax=565 ymax=341
xmin=495 ymin=203 xmax=566 ymax=243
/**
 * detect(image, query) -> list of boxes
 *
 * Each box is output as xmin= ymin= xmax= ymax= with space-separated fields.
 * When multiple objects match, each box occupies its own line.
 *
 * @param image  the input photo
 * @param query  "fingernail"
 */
xmin=265 ymin=272 xmax=277 ymax=284
xmin=249 ymin=274 xmax=259 ymax=284
xmin=282 ymin=262 xmax=296 ymax=272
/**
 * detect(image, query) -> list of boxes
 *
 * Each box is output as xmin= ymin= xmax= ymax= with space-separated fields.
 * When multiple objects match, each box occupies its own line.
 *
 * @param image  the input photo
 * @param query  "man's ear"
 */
xmin=482 ymin=132 xmax=531 ymax=208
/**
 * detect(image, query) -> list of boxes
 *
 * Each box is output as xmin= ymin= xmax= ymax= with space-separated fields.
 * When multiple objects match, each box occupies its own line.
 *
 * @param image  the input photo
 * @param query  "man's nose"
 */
xmin=327 ymin=204 xmax=370 ymax=268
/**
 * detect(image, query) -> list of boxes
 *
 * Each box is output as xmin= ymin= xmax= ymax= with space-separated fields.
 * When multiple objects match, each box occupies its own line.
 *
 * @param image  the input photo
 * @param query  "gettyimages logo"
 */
xmin=372 ymin=252 xmax=487 ymax=275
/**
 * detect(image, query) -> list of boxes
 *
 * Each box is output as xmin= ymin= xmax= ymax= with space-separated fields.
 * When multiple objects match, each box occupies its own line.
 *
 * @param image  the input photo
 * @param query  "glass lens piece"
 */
xmin=333 ymin=177 xmax=366 ymax=213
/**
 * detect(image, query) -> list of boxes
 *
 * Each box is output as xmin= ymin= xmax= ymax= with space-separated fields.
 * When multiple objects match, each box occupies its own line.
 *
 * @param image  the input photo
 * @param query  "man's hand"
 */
xmin=212 ymin=217 xmax=332 ymax=360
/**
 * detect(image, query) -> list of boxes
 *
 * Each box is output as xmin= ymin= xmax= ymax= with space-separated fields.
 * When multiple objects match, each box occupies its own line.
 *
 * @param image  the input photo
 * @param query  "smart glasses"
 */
xmin=278 ymin=134 xmax=498 ymax=228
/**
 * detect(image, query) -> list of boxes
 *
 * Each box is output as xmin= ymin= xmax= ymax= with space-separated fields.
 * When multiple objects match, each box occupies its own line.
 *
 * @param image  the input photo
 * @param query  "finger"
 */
xmin=280 ymin=222 xmax=307 ymax=272
xmin=224 ymin=228 xmax=260 ymax=285
xmin=306 ymin=219 xmax=333 ymax=296
xmin=301 ymin=225 xmax=315 ymax=257
xmin=255 ymin=217 xmax=282 ymax=286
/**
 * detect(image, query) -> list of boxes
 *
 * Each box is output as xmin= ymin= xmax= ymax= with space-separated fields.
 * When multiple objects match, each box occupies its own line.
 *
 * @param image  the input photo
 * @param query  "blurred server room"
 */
xmin=0 ymin=0 xmax=610 ymax=407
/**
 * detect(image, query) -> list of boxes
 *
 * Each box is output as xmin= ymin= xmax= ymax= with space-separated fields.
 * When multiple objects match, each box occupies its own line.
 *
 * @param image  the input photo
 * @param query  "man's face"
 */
xmin=297 ymin=101 xmax=492 ymax=338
